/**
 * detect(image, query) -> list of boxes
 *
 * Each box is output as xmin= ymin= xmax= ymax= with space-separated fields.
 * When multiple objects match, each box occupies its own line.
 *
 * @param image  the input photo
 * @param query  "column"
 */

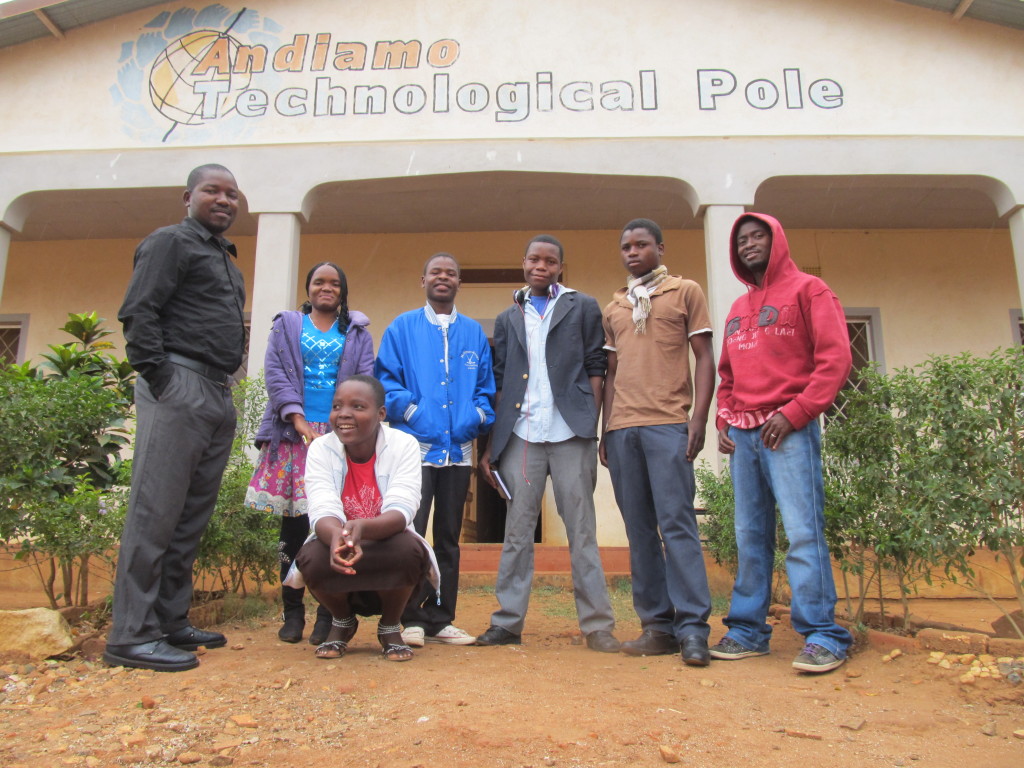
xmin=1009 ymin=207 xmax=1024 ymax=316
xmin=248 ymin=213 xmax=302 ymax=381
xmin=703 ymin=205 xmax=747 ymax=350
xmin=0 ymin=226 xmax=10 ymax=309
xmin=702 ymin=204 xmax=747 ymax=474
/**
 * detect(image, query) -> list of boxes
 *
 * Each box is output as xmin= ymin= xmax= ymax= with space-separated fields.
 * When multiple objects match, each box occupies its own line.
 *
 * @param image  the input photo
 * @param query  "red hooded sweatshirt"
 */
xmin=716 ymin=213 xmax=852 ymax=432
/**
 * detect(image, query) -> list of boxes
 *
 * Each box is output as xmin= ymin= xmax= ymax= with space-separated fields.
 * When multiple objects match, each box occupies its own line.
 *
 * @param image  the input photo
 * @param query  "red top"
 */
xmin=340 ymin=454 xmax=383 ymax=519
xmin=717 ymin=213 xmax=852 ymax=432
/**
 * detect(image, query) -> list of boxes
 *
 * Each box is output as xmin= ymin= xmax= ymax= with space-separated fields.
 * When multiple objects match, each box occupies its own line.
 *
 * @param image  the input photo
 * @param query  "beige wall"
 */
xmin=2 ymin=226 xmax=1018 ymax=546
xmin=0 ymin=236 xmax=257 ymax=359
xmin=8 ymin=227 xmax=1017 ymax=370
xmin=791 ymin=229 xmax=1020 ymax=367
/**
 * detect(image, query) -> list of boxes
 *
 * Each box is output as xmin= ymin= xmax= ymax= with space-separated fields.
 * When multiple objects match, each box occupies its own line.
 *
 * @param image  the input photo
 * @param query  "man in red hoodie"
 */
xmin=711 ymin=213 xmax=853 ymax=674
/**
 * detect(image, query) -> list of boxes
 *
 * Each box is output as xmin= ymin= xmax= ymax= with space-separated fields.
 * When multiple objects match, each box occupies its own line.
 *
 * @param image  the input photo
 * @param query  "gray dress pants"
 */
xmin=490 ymin=434 xmax=615 ymax=635
xmin=107 ymin=365 xmax=236 ymax=645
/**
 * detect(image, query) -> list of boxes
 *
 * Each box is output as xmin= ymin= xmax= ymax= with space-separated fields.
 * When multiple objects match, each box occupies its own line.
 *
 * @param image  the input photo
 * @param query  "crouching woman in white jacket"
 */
xmin=293 ymin=375 xmax=439 ymax=662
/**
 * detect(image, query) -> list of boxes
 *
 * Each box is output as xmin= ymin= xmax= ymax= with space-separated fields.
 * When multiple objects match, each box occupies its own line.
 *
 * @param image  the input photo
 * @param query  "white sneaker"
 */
xmin=426 ymin=625 xmax=476 ymax=645
xmin=401 ymin=626 xmax=425 ymax=647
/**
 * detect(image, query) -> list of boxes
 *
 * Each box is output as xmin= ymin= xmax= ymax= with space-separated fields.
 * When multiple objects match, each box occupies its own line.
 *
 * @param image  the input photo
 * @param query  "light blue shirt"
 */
xmin=512 ymin=288 xmax=575 ymax=444
xmin=301 ymin=314 xmax=345 ymax=422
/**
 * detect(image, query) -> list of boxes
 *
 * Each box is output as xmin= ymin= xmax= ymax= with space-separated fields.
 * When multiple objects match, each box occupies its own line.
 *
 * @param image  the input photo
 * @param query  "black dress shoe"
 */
xmin=585 ymin=630 xmax=622 ymax=653
xmin=164 ymin=625 xmax=227 ymax=651
xmin=475 ymin=626 xmax=521 ymax=645
xmin=103 ymin=640 xmax=199 ymax=672
xmin=620 ymin=628 xmax=678 ymax=656
xmin=681 ymin=634 xmax=711 ymax=667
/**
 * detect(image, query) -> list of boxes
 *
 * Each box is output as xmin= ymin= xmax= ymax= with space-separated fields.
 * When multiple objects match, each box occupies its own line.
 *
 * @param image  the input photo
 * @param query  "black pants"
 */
xmin=279 ymin=514 xmax=311 ymax=582
xmin=401 ymin=465 xmax=471 ymax=634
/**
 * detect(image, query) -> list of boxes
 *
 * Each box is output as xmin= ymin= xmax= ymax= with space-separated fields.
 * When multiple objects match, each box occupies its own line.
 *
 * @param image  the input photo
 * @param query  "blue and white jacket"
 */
xmin=374 ymin=304 xmax=495 ymax=466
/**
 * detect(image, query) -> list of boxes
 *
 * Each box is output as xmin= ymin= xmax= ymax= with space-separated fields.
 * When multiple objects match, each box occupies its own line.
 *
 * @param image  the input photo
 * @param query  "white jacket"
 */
xmin=287 ymin=425 xmax=440 ymax=592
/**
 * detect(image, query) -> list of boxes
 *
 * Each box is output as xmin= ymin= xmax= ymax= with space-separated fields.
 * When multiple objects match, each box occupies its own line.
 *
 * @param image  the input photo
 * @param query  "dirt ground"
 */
xmin=2 ymin=586 xmax=1023 ymax=768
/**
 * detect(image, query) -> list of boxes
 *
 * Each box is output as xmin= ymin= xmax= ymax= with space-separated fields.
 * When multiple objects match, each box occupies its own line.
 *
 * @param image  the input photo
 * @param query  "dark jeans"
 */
xmin=606 ymin=423 xmax=712 ymax=641
xmin=401 ymin=464 xmax=471 ymax=634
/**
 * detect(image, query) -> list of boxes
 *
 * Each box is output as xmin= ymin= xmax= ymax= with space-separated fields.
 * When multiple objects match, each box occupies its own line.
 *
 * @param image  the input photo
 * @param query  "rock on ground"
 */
xmin=0 ymin=608 xmax=73 ymax=659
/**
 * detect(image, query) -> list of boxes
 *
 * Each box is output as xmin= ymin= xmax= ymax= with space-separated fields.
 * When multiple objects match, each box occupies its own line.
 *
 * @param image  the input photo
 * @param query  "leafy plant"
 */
xmin=823 ymin=368 xmax=951 ymax=627
xmin=193 ymin=372 xmax=279 ymax=597
xmin=0 ymin=313 xmax=134 ymax=607
xmin=823 ymin=348 xmax=1024 ymax=637
xmin=916 ymin=348 xmax=1024 ymax=636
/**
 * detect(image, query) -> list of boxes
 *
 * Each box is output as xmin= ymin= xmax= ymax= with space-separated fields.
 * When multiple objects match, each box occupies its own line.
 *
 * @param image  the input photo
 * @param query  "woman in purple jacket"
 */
xmin=245 ymin=262 xmax=374 ymax=644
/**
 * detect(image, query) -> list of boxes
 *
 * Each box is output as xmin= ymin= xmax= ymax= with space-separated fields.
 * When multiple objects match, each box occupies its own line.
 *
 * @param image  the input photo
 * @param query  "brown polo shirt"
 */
xmin=602 ymin=275 xmax=712 ymax=431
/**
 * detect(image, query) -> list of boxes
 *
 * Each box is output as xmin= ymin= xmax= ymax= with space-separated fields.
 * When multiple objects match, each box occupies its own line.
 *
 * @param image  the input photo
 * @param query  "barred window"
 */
xmin=828 ymin=309 xmax=883 ymax=423
xmin=0 ymin=316 xmax=27 ymax=367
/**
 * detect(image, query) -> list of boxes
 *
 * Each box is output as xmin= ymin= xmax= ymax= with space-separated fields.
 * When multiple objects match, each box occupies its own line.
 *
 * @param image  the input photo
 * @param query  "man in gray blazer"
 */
xmin=476 ymin=235 xmax=619 ymax=652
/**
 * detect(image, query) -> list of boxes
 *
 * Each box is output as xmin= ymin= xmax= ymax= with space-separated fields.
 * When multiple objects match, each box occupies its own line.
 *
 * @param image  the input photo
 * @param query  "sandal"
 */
xmin=378 ymin=621 xmax=414 ymax=662
xmin=315 ymin=639 xmax=348 ymax=659
xmin=315 ymin=616 xmax=358 ymax=660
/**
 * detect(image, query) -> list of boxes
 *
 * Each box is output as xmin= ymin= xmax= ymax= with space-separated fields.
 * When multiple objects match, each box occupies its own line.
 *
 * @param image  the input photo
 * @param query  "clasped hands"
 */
xmin=330 ymin=520 xmax=363 ymax=574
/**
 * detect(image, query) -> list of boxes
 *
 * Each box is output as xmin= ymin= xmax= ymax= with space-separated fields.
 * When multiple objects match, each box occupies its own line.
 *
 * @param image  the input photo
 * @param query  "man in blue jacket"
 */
xmin=477 ymin=235 xmax=619 ymax=652
xmin=375 ymin=253 xmax=495 ymax=645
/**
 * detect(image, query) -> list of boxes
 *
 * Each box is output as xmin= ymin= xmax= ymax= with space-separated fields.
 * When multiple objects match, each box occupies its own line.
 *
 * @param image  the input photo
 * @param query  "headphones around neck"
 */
xmin=514 ymin=284 xmax=558 ymax=307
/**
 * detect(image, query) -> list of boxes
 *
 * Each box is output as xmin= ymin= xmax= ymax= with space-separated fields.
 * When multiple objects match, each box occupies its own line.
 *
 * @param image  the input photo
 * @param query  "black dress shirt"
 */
xmin=118 ymin=216 xmax=246 ymax=397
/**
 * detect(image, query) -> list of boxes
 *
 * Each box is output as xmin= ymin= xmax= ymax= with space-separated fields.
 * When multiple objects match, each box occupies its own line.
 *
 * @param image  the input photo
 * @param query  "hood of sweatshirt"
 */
xmin=729 ymin=212 xmax=799 ymax=293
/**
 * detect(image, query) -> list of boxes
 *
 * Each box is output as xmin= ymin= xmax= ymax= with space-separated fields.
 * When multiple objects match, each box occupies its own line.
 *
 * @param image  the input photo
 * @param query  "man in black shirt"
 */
xmin=104 ymin=164 xmax=246 ymax=672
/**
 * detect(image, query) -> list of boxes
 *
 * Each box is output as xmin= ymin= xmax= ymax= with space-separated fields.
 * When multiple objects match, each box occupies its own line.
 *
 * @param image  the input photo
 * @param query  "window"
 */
xmin=828 ymin=308 xmax=884 ymax=422
xmin=1011 ymin=309 xmax=1023 ymax=345
xmin=0 ymin=315 xmax=28 ymax=367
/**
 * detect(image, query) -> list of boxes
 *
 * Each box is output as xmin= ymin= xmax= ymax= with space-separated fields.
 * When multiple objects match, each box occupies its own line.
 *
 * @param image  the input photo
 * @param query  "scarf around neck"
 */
xmin=626 ymin=265 xmax=669 ymax=334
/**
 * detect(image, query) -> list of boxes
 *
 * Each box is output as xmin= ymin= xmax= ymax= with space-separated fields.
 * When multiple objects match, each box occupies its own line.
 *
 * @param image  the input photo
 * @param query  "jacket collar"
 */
xmin=423 ymin=303 xmax=459 ymax=326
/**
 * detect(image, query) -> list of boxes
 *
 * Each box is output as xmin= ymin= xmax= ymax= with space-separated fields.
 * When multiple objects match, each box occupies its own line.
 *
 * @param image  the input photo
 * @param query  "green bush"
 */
xmin=822 ymin=368 xmax=953 ymax=627
xmin=915 ymin=348 xmax=1024 ymax=636
xmin=0 ymin=313 xmax=133 ymax=607
xmin=823 ymin=347 xmax=1024 ymax=636
xmin=193 ymin=372 xmax=279 ymax=598
xmin=695 ymin=461 xmax=737 ymax=572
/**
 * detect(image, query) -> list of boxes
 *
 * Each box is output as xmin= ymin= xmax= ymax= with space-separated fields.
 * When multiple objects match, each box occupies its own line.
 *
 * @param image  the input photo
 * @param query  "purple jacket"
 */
xmin=254 ymin=309 xmax=374 ymax=452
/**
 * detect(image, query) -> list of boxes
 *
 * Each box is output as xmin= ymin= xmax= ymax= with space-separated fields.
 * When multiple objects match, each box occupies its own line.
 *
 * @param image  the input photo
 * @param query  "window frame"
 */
xmin=843 ymin=307 xmax=885 ymax=374
xmin=0 ymin=314 xmax=29 ymax=366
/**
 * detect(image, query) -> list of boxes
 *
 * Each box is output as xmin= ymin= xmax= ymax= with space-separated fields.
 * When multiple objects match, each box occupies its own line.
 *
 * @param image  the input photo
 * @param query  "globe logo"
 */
xmin=112 ymin=5 xmax=280 ymax=144
xmin=149 ymin=30 xmax=251 ymax=135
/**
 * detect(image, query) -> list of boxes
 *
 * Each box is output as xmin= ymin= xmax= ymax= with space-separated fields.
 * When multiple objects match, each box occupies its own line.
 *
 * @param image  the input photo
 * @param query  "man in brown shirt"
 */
xmin=600 ymin=218 xmax=716 ymax=667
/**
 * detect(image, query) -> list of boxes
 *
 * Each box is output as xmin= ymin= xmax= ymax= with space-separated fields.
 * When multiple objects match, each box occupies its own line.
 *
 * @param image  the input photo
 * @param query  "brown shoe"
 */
xmin=585 ymin=630 xmax=621 ymax=653
xmin=620 ymin=628 xmax=678 ymax=656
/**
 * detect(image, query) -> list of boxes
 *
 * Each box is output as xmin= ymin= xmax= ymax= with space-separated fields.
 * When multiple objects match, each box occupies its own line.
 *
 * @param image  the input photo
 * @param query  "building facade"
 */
xmin=1 ymin=0 xmax=1022 ymax=546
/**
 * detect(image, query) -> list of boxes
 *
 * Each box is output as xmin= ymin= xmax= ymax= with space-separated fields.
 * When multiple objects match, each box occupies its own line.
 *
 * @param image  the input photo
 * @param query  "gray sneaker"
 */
xmin=792 ymin=643 xmax=845 ymax=673
xmin=709 ymin=636 xmax=769 ymax=660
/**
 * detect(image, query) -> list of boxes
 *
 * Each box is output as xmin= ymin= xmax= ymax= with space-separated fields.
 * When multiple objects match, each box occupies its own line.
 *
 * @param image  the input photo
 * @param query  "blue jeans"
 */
xmin=723 ymin=421 xmax=851 ymax=658
xmin=606 ymin=424 xmax=711 ymax=641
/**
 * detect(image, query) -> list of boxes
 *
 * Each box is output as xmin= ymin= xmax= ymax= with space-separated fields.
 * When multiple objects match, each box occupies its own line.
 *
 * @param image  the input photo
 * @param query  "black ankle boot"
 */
xmin=278 ymin=586 xmax=306 ymax=643
xmin=308 ymin=603 xmax=333 ymax=645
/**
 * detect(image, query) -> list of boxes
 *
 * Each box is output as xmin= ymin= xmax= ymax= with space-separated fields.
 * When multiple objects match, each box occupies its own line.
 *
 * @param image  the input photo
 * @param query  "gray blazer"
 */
xmin=488 ymin=289 xmax=607 ymax=460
